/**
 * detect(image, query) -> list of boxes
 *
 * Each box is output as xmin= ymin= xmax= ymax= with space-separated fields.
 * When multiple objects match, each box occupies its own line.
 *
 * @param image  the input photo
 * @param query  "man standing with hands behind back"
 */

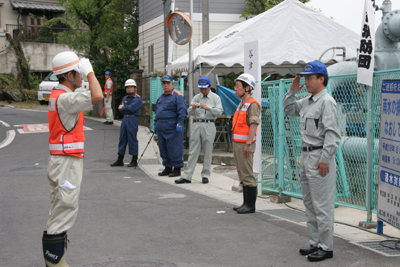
xmin=103 ymin=70 xmax=114 ymax=125
xmin=283 ymin=61 xmax=340 ymax=262
xmin=154 ymin=75 xmax=188 ymax=177
xmin=175 ymin=76 xmax=223 ymax=184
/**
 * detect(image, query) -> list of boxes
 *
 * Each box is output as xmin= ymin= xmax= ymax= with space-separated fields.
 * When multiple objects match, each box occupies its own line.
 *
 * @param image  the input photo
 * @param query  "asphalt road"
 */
xmin=0 ymin=106 xmax=399 ymax=267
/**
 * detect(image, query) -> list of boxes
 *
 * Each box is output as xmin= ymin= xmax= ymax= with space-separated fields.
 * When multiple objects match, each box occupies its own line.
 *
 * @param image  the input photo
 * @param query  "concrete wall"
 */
xmin=0 ymin=42 xmax=79 ymax=75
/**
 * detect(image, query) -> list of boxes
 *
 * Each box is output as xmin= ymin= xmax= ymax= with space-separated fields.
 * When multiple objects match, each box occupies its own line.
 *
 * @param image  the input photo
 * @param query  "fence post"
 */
xmin=278 ymin=79 xmax=285 ymax=194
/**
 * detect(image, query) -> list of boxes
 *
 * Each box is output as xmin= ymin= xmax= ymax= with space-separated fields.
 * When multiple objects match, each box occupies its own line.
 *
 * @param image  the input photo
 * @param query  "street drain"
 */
xmin=74 ymin=260 xmax=177 ymax=267
xmin=139 ymin=158 xmax=160 ymax=165
xmin=357 ymin=240 xmax=400 ymax=256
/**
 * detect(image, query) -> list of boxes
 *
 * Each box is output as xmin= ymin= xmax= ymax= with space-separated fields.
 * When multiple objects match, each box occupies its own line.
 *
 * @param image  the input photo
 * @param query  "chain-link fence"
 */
xmin=261 ymin=69 xmax=400 ymax=213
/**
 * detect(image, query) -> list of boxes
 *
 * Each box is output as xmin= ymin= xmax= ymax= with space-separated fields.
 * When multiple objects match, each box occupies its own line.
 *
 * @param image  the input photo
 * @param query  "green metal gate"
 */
xmin=261 ymin=69 xmax=400 ymax=213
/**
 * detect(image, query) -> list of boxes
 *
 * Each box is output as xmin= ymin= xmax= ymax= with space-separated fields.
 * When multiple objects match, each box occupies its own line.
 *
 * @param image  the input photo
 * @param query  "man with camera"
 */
xmin=175 ymin=76 xmax=223 ymax=184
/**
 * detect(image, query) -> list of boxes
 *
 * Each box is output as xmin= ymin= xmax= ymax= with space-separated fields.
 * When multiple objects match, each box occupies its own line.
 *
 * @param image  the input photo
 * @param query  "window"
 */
xmin=31 ymin=18 xmax=35 ymax=25
xmin=148 ymin=44 xmax=154 ymax=73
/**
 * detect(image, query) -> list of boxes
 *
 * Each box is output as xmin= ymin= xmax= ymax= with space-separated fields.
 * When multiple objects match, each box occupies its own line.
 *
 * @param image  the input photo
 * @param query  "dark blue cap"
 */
xmin=297 ymin=61 xmax=328 ymax=76
xmin=161 ymin=75 xmax=173 ymax=82
xmin=198 ymin=76 xmax=211 ymax=88
xmin=105 ymin=71 xmax=111 ymax=75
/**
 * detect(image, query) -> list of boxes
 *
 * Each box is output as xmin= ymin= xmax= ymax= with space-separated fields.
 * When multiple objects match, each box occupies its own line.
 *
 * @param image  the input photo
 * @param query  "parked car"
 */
xmin=38 ymin=72 xmax=89 ymax=105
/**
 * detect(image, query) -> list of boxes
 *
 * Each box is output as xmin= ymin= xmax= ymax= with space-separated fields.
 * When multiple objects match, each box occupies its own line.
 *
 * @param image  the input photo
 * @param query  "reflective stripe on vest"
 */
xmin=231 ymin=97 xmax=260 ymax=143
xmin=48 ymin=89 xmax=85 ymax=158
xmin=104 ymin=78 xmax=113 ymax=95
xmin=49 ymin=142 xmax=85 ymax=151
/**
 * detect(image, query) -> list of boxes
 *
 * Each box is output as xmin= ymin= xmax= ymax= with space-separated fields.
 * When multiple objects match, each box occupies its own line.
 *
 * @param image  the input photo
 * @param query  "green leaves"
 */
xmin=58 ymin=0 xmax=139 ymax=84
xmin=241 ymin=0 xmax=310 ymax=19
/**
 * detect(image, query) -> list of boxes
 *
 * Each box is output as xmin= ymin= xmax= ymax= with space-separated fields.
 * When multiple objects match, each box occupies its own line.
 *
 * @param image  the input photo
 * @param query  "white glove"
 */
xmin=78 ymin=58 xmax=94 ymax=77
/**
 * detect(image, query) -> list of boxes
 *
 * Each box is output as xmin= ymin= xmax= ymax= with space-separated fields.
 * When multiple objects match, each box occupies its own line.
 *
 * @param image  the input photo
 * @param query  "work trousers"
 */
xmin=232 ymin=141 xmax=256 ymax=187
xmin=300 ymin=149 xmax=336 ymax=251
xmin=118 ymin=116 xmax=139 ymax=156
xmin=46 ymin=155 xmax=83 ymax=234
xmin=182 ymin=122 xmax=216 ymax=180
xmin=105 ymin=97 xmax=113 ymax=121
xmin=156 ymin=121 xmax=184 ymax=168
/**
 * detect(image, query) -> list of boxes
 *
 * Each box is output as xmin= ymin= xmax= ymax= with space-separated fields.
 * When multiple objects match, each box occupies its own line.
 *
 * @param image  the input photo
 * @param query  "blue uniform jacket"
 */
xmin=119 ymin=93 xmax=143 ymax=116
xmin=155 ymin=89 xmax=187 ymax=125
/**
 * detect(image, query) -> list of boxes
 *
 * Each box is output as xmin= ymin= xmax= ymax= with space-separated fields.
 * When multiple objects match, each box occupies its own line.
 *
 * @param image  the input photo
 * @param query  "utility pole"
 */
xmin=202 ymin=0 xmax=209 ymax=43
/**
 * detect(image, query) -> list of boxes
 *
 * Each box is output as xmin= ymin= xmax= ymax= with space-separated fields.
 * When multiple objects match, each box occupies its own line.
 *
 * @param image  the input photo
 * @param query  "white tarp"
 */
xmin=167 ymin=0 xmax=362 ymax=75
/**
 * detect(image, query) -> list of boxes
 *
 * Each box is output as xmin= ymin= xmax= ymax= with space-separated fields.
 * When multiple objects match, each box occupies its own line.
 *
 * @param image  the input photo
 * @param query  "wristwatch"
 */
xmin=246 ymin=143 xmax=251 ymax=147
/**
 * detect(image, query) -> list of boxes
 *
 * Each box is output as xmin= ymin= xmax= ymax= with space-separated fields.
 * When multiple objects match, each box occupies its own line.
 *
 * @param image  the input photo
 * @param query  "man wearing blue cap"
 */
xmin=283 ymin=61 xmax=340 ymax=262
xmin=175 ymin=77 xmax=223 ymax=184
xmin=103 ymin=71 xmax=114 ymax=124
xmin=154 ymin=75 xmax=188 ymax=177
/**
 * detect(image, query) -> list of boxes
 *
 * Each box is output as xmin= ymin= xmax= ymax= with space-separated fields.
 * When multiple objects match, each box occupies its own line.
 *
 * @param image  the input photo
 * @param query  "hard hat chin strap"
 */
xmin=62 ymin=72 xmax=78 ymax=90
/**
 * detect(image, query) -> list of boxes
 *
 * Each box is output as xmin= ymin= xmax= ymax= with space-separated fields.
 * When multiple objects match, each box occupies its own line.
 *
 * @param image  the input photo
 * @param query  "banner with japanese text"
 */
xmin=244 ymin=41 xmax=261 ymax=174
xmin=377 ymin=79 xmax=400 ymax=230
xmin=357 ymin=0 xmax=375 ymax=87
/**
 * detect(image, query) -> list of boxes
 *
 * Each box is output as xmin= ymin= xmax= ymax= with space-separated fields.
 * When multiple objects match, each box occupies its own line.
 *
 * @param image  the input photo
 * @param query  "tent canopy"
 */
xmin=167 ymin=0 xmax=361 ymax=76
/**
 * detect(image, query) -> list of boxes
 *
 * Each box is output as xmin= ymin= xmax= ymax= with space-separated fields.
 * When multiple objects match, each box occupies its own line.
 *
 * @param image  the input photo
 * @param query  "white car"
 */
xmin=38 ymin=72 xmax=89 ymax=105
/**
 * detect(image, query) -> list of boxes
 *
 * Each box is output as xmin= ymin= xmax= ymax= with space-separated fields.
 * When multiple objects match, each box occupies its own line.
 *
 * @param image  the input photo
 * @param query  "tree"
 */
xmin=58 ymin=0 xmax=139 ymax=84
xmin=241 ymin=0 xmax=310 ymax=19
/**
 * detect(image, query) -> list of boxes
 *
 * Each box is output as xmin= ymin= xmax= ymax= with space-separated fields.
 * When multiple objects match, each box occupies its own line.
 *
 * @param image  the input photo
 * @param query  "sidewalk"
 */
xmin=103 ymin=118 xmax=400 ymax=256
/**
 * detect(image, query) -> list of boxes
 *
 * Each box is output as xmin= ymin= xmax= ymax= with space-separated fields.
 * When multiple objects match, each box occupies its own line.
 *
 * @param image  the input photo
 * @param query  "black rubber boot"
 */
xmin=233 ymin=184 xmax=245 ymax=211
xmin=111 ymin=154 xmax=124 ymax=167
xmin=168 ymin=167 xmax=181 ymax=177
xmin=237 ymin=186 xmax=257 ymax=214
xmin=158 ymin=166 xmax=173 ymax=176
xmin=127 ymin=155 xmax=138 ymax=167
xmin=42 ymin=231 xmax=69 ymax=267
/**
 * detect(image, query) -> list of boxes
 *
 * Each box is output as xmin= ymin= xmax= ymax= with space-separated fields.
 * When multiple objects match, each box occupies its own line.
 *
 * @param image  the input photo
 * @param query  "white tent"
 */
xmin=167 ymin=0 xmax=361 ymax=76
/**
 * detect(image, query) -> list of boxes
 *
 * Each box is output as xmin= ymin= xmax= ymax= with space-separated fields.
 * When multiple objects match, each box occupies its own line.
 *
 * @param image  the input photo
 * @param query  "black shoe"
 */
xmin=175 ymin=178 xmax=191 ymax=184
xmin=307 ymin=248 xmax=333 ymax=262
xmin=110 ymin=155 xmax=124 ymax=167
xmin=202 ymin=177 xmax=209 ymax=184
xmin=158 ymin=166 xmax=173 ymax=176
xmin=233 ymin=183 xmax=245 ymax=211
xmin=299 ymin=245 xmax=319 ymax=255
xmin=168 ymin=168 xmax=181 ymax=177
xmin=104 ymin=121 xmax=113 ymax=125
xmin=237 ymin=186 xmax=257 ymax=214
xmin=127 ymin=156 xmax=138 ymax=167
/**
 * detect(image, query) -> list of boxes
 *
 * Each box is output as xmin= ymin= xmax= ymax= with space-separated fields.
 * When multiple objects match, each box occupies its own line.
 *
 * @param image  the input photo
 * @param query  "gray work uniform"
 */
xmin=47 ymin=84 xmax=92 ymax=234
xmin=181 ymin=91 xmax=223 ymax=180
xmin=283 ymin=88 xmax=340 ymax=251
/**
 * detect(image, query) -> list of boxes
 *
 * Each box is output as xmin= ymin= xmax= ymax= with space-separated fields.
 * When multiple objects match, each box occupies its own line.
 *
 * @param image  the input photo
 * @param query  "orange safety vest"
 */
xmin=104 ymin=78 xmax=113 ymax=95
xmin=48 ymin=89 xmax=85 ymax=158
xmin=231 ymin=97 xmax=260 ymax=143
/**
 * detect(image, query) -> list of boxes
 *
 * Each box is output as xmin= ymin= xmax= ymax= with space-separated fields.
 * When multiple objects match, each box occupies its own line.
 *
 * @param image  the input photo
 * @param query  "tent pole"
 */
xmin=188 ymin=0 xmax=194 ymax=148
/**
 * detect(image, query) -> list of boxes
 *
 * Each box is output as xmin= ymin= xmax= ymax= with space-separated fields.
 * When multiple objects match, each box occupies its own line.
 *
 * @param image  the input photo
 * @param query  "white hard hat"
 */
xmin=235 ymin=73 xmax=256 ymax=89
xmin=52 ymin=51 xmax=80 ymax=75
xmin=125 ymin=79 xmax=136 ymax=87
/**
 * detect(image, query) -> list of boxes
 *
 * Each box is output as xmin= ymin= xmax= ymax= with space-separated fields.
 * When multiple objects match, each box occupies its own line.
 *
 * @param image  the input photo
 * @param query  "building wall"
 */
xmin=138 ymin=0 xmax=245 ymax=25
xmin=138 ymin=15 xmax=243 ymax=77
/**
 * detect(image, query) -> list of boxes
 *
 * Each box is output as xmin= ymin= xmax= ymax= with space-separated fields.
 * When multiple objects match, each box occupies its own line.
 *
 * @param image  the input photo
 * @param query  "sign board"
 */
xmin=244 ymin=40 xmax=261 ymax=175
xmin=357 ymin=0 xmax=375 ymax=87
xmin=377 ymin=79 xmax=400 ymax=230
xmin=166 ymin=10 xmax=193 ymax=45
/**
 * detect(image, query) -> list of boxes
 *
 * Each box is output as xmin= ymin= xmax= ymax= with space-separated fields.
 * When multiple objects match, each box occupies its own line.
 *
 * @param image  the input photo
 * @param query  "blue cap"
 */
xmin=197 ymin=76 xmax=211 ymax=88
xmin=105 ymin=71 xmax=111 ymax=75
xmin=297 ymin=61 xmax=328 ymax=76
xmin=161 ymin=75 xmax=173 ymax=82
